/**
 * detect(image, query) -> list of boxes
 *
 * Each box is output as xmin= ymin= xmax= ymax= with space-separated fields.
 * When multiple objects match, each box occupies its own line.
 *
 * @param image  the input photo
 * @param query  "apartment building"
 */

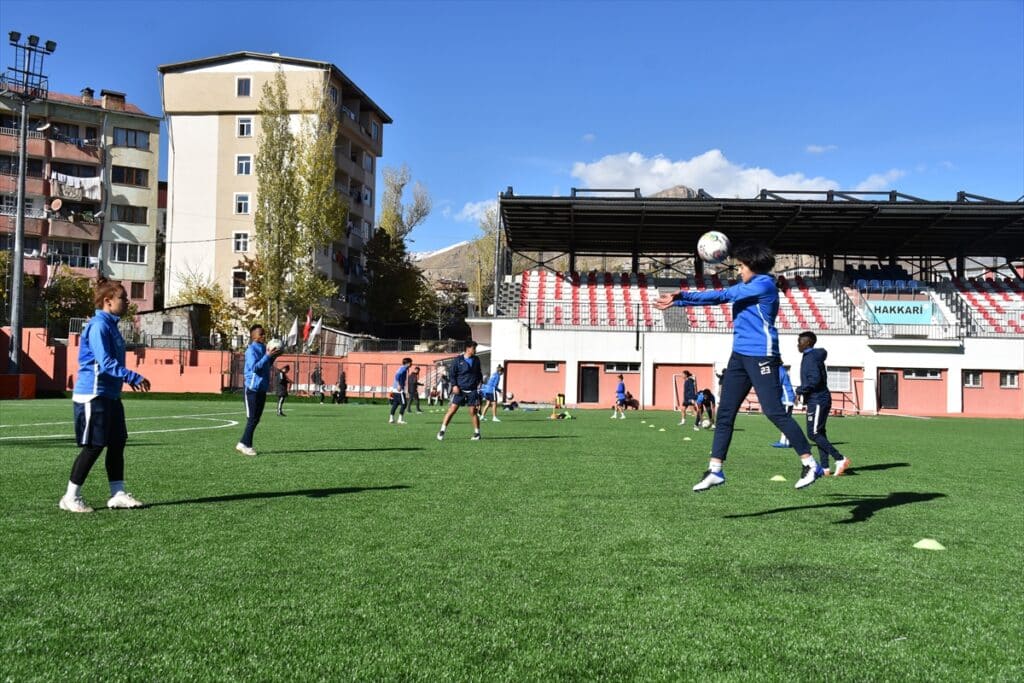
xmin=0 ymin=88 xmax=161 ymax=313
xmin=158 ymin=51 xmax=390 ymax=324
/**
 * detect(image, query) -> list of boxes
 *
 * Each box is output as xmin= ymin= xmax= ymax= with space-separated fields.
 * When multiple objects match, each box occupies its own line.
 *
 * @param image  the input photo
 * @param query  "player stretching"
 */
xmin=59 ymin=278 xmax=151 ymax=513
xmin=437 ymin=340 xmax=483 ymax=441
xmin=389 ymin=358 xmax=412 ymax=424
xmin=480 ymin=364 xmax=505 ymax=422
xmin=237 ymin=324 xmax=283 ymax=456
xmin=796 ymin=332 xmax=851 ymax=476
xmin=655 ymin=241 xmax=824 ymax=491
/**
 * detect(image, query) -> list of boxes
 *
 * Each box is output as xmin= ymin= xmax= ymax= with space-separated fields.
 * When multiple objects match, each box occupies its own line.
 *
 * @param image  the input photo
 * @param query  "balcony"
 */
xmin=339 ymin=111 xmax=380 ymax=155
xmin=50 ymin=175 xmax=102 ymax=203
xmin=48 ymin=215 xmax=101 ymax=240
xmin=22 ymin=254 xmax=47 ymax=278
xmin=0 ymin=213 xmax=46 ymax=236
xmin=46 ymin=252 xmax=99 ymax=270
xmin=0 ymin=173 xmax=47 ymax=196
xmin=48 ymin=137 xmax=102 ymax=165
xmin=0 ymin=128 xmax=47 ymax=157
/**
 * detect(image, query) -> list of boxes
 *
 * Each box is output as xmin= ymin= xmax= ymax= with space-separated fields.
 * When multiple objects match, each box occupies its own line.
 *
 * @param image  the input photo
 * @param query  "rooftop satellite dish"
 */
xmin=36 ymin=121 xmax=51 ymax=132
xmin=93 ymin=210 xmax=104 ymax=219
xmin=50 ymin=198 xmax=62 ymax=211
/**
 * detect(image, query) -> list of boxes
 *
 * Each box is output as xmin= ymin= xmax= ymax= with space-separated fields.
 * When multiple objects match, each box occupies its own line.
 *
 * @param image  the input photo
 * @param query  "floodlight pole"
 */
xmin=4 ymin=33 xmax=53 ymax=374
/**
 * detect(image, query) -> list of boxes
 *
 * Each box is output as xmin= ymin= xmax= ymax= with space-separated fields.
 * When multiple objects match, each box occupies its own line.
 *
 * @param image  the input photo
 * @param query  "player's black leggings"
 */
xmin=390 ymin=392 xmax=406 ymax=415
xmin=70 ymin=443 xmax=125 ymax=486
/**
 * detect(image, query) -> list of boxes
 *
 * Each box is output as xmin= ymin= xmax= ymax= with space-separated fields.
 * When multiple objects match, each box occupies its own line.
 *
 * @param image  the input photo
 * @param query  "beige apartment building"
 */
xmin=158 ymin=52 xmax=390 ymax=325
xmin=0 ymin=88 xmax=161 ymax=313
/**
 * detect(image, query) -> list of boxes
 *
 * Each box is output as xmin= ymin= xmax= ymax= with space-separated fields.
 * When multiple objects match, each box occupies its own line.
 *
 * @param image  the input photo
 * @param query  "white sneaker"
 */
xmin=107 ymin=491 xmax=144 ymax=509
xmin=397 ymin=418 xmax=407 ymax=425
xmin=471 ymin=433 xmax=481 ymax=441
xmin=388 ymin=416 xmax=394 ymax=424
xmin=59 ymin=495 xmax=94 ymax=513
xmin=693 ymin=425 xmax=700 ymax=431
xmin=692 ymin=469 xmax=726 ymax=492
xmin=678 ymin=421 xmax=686 ymax=426
xmin=436 ymin=430 xmax=445 ymax=441
xmin=619 ymin=413 xmax=626 ymax=419
xmin=610 ymin=414 xmax=617 ymax=419
xmin=492 ymin=417 xmax=501 ymax=422
xmin=795 ymin=463 xmax=824 ymax=489
xmin=833 ymin=457 xmax=851 ymax=477
xmin=235 ymin=443 xmax=257 ymax=457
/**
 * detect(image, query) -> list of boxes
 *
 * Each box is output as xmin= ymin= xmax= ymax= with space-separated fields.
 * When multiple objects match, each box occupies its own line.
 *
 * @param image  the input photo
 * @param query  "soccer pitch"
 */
xmin=1 ymin=397 xmax=1021 ymax=680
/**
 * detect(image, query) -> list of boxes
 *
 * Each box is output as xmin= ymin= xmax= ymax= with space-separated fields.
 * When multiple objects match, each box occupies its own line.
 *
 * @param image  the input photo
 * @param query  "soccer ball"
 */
xmin=266 ymin=338 xmax=283 ymax=352
xmin=701 ymin=419 xmax=711 ymax=429
xmin=697 ymin=231 xmax=731 ymax=264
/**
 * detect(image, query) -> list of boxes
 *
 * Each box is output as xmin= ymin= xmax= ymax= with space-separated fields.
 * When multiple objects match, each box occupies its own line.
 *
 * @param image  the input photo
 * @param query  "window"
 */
xmin=236 ymin=77 xmax=251 ymax=97
xmin=111 ymin=204 xmax=148 ymax=224
xmin=109 ymin=242 xmax=147 ymax=264
xmin=131 ymin=282 xmax=145 ymax=300
xmin=84 ymin=126 xmax=98 ymax=142
xmin=826 ymin=367 xmax=851 ymax=392
xmin=0 ymin=234 xmax=40 ymax=254
xmin=161 ymin=320 xmax=174 ymax=336
xmin=237 ymin=117 xmax=252 ymax=137
xmin=329 ymin=86 xmax=338 ymax=104
xmin=362 ymin=152 xmax=373 ymax=173
xmin=0 ymin=155 xmax=43 ymax=177
xmin=111 ymin=165 xmax=149 ymax=187
xmin=234 ymin=193 xmax=250 ymax=215
xmin=233 ymin=232 xmax=249 ymax=253
xmin=544 ymin=362 xmax=560 ymax=373
xmin=1 ymin=194 xmax=17 ymax=213
xmin=0 ymin=195 xmax=43 ymax=218
xmin=963 ymin=370 xmax=983 ymax=388
xmin=604 ymin=363 xmax=640 ymax=373
xmin=236 ymin=155 xmax=252 ymax=175
xmin=51 ymin=162 xmax=98 ymax=178
xmin=47 ymin=239 xmax=89 ymax=257
xmin=371 ymin=121 xmax=379 ymax=141
xmin=903 ymin=369 xmax=941 ymax=380
xmin=52 ymin=122 xmax=80 ymax=140
xmin=1000 ymin=372 xmax=1019 ymax=389
xmin=232 ymin=270 xmax=247 ymax=299
xmin=113 ymin=127 xmax=149 ymax=150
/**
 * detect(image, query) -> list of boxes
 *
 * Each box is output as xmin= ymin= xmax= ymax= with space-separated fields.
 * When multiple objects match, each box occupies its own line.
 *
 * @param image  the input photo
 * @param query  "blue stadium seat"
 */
xmin=855 ymin=279 xmax=868 ymax=292
xmin=881 ymin=279 xmax=894 ymax=292
xmin=907 ymin=280 xmax=920 ymax=295
xmin=895 ymin=280 xmax=907 ymax=294
xmin=869 ymin=279 xmax=881 ymax=292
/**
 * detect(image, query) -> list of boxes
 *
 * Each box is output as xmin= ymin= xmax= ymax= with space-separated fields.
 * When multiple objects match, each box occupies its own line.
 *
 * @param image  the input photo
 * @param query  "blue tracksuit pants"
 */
xmin=711 ymin=352 xmax=810 ymax=461
xmin=805 ymin=398 xmax=844 ymax=467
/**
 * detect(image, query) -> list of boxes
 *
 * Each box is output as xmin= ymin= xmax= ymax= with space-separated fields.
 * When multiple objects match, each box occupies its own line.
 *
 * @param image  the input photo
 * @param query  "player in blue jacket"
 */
xmin=655 ymin=241 xmax=823 ymax=491
xmin=437 ymin=340 xmax=483 ymax=441
xmin=59 ymin=278 xmax=151 ymax=513
xmin=236 ymin=324 xmax=283 ymax=456
xmin=389 ymin=358 xmax=412 ymax=424
xmin=612 ymin=374 xmax=627 ymax=419
xmin=772 ymin=365 xmax=797 ymax=448
xmin=480 ymin=364 xmax=505 ymax=422
xmin=796 ymin=332 xmax=851 ymax=476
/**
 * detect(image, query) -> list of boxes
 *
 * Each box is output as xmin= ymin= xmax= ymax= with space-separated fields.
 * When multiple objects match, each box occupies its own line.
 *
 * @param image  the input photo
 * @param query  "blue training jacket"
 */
xmin=616 ymin=381 xmax=626 ymax=399
xmin=483 ymin=372 xmax=502 ymax=394
xmin=450 ymin=353 xmax=482 ymax=392
xmin=393 ymin=365 xmax=410 ymax=392
xmin=779 ymin=366 xmax=796 ymax=405
xmin=797 ymin=347 xmax=831 ymax=402
xmin=673 ymin=274 xmax=780 ymax=357
xmin=243 ymin=341 xmax=274 ymax=392
xmin=74 ymin=310 xmax=144 ymax=399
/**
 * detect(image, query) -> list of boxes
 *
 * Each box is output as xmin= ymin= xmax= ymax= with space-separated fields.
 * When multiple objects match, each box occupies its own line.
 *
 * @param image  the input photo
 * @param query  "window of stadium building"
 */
xmin=963 ymin=370 xmax=983 ymax=388
xmin=604 ymin=363 xmax=640 ymax=373
xmin=826 ymin=368 xmax=852 ymax=392
xmin=110 ymin=242 xmax=146 ymax=264
xmin=903 ymin=369 xmax=941 ymax=380
xmin=999 ymin=372 xmax=1019 ymax=389
xmin=544 ymin=362 xmax=560 ymax=373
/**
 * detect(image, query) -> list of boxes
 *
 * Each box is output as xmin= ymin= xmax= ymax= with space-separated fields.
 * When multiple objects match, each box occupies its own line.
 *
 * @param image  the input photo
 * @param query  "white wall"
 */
xmin=165 ymin=115 xmax=218 ymax=302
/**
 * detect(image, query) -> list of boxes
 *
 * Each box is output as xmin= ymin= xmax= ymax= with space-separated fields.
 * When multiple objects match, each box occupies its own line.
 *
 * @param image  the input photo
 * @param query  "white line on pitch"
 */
xmin=0 ymin=417 xmax=240 ymax=441
xmin=0 ymin=411 xmax=241 ymax=429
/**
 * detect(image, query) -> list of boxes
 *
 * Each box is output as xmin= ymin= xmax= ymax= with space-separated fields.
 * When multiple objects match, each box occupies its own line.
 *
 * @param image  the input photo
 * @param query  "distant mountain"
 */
xmin=414 ymin=240 xmax=478 ymax=283
xmin=410 ymin=241 xmax=471 ymax=262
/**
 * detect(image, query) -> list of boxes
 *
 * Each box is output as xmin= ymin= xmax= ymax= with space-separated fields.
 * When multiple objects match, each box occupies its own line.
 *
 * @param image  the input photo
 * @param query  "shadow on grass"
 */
xmin=724 ymin=491 xmax=946 ymax=524
xmin=842 ymin=462 xmax=910 ymax=475
xmin=258 ymin=447 xmax=425 ymax=454
xmin=150 ymin=485 xmax=410 ymax=507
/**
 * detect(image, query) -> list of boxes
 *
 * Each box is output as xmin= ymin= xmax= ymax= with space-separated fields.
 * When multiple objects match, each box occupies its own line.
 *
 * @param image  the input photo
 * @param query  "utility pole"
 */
xmin=2 ymin=32 xmax=55 ymax=373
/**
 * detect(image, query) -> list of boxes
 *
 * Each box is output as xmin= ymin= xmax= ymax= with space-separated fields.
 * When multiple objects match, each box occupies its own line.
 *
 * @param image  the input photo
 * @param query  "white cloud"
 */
xmin=455 ymin=199 xmax=497 ymax=223
xmin=570 ymin=150 xmax=839 ymax=198
xmin=806 ymin=144 xmax=838 ymax=154
xmin=939 ymin=160 xmax=955 ymax=170
xmin=582 ymin=133 xmax=596 ymax=143
xmin=854 ymin=168 xmax=907 ymax=191
xmin=441 ymin=205 xmax=452 ymax=219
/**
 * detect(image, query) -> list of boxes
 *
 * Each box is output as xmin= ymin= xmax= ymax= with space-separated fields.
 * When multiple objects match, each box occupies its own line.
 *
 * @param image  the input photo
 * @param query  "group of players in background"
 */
xmin=56 ymin=239 xmax=849 ymax=512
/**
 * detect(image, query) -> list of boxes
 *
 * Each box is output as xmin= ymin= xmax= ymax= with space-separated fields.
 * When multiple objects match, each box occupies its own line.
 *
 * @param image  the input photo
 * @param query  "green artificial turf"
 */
xmin=1 ymin=397 xmax=1021 ymax=681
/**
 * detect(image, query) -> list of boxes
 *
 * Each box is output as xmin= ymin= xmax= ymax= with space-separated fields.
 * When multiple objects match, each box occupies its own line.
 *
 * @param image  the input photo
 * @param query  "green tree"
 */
xmin=41 ymin=266 xmax=94 ymax=333
xmin=249 ymin=69 xmax=298 ymax=334
xmin=171 ymin=269 xmax=243 ymax=347
xmin=378 ymin=164 xmax=431 ymax=241
xmin=362 ymin=230 xmax=429 ymax=332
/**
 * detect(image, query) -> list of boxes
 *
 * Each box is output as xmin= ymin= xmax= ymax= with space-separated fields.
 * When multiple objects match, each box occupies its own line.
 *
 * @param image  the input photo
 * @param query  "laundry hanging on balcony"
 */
xmin=50 ymin=171 xmax=102 ymax=201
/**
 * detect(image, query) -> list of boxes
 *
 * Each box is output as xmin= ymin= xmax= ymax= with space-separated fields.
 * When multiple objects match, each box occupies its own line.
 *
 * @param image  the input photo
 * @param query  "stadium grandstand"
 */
xmin=466 ymin=187 xmax=1024 ymax=418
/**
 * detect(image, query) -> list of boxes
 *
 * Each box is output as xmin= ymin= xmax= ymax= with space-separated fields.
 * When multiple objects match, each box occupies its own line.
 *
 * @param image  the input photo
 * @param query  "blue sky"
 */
xmin=3 ymin=0 xmax=1022 ymax=252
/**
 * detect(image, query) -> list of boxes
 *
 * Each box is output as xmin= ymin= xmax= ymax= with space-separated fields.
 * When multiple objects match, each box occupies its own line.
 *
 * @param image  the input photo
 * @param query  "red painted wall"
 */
xmin=652 ymin=364 xmax=715 ymax=410
xmin=879 ymin=368 xmax=948 ymax=416
xmin=577 ymin=362 xmax=641 ymax=407
xmin=962 ymin=370 xmax=1024 ymax=417
xmin=505 ymin=361 xmax=565 ymax=403
xmin=0 ymin=327 xmax=68 ymax=392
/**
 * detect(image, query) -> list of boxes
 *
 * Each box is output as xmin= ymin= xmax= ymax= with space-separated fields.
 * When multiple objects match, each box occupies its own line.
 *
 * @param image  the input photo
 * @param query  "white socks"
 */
xmin=801 ymin=456 xmax=817 ymax=467
xmin=65 ymin=481 xmax=81 ymax=498
xmin=709 ymin=462 xmax=723 ymax=473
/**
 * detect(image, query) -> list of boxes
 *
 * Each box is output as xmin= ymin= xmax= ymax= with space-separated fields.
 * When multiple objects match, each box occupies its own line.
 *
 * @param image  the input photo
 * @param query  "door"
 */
xmin=579 ymin=366 xmax=600 ymax=403
xmin=879 ymin=372 xmax=899 ymax=409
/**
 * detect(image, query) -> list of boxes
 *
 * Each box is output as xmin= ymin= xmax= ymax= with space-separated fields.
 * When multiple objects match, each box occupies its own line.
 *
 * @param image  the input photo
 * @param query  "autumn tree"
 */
xmin=171 ymin=269 xmax=243 ymax=346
